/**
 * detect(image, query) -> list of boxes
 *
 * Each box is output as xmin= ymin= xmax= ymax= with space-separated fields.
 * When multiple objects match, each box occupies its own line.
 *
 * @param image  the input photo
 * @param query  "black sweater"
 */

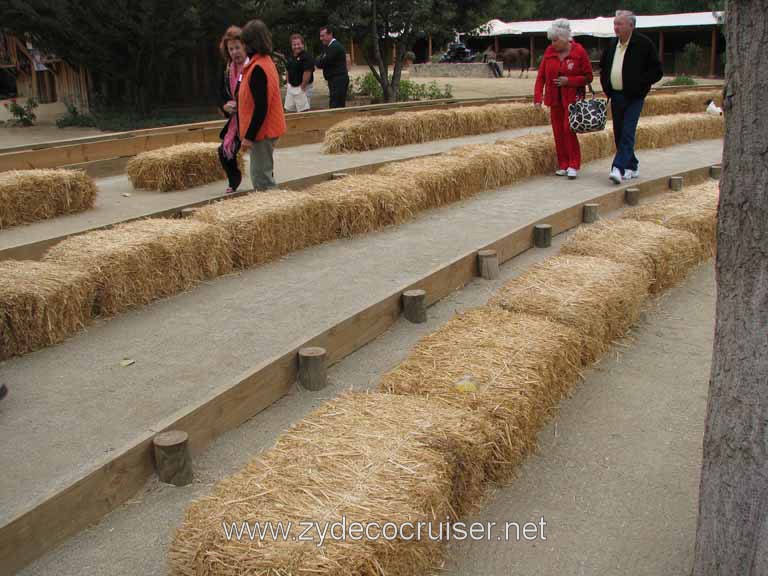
xmin=599 ymin=32 xmax=663 ymax=99
xmin=316 ymin=39 xmax=348 ymax=81
xmin=241 ymin=65 xmax=268 ymax=141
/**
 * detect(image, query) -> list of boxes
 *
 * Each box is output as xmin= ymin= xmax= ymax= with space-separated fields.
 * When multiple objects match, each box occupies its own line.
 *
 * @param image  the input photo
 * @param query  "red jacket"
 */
xmin=534 ymin=41 xmax=593 ymax=108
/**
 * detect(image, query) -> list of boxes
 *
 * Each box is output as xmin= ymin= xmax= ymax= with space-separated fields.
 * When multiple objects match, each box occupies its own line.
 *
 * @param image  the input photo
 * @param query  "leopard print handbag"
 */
xmin=568 ymin=84 xmax=607 ymax=134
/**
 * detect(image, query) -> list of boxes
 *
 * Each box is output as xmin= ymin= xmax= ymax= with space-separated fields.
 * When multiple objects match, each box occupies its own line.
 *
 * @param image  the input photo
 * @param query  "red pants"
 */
xmin=550 ymin=105 xmax=581 ymax=170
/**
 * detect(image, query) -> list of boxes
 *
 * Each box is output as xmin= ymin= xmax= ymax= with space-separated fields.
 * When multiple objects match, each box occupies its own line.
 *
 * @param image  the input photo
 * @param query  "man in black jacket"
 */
xmin=600 ymin=10 xmax=663 ymax=184
xmin=316 ymin=26 xmax=349 ymax=108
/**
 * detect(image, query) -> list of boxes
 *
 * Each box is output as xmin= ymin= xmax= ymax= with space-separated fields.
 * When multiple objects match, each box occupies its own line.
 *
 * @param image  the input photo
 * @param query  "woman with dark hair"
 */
xmin=238 ymin=19 xmax=286 ymax=190
xmin=218 ymin=25 xmax=247 ymax=193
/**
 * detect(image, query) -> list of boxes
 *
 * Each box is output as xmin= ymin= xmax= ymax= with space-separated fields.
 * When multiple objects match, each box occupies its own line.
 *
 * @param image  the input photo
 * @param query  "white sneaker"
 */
xmin=609 ymin=167 xmax=622 ymax=184
xmin=631 ymin=168 xmax=639 ymax=179
xmin=566 ymin=168 xmax=578 ymax=179
xmin=622 ymin=170 xmax=633 ymax=181
xmin=555 ymin=169 xmax=567 ymax=176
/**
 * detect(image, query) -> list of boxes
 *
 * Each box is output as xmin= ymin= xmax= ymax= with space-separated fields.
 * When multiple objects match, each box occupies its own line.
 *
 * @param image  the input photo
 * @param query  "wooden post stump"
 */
xmin=710 ymin=164 xmax=722 ymax=179
xmin=180 ymin=207 xmax=198 ymax=219
xmin=153 ymin=430 xmax=193 ymax=486
xmin=477 ymin=249 xmax=500 ymax=280
xmin=402 ymin=289 xmax=427 ymax=323
xmin=331 ymin=172 xmax=351 ymax=180
xmin=625 ymin=187 xmax=640 ymax=206
xmin=533 ymin=224 xmax=552 ymax=248
xmin=583 ymin=203 xmax=600 ymax=223
xmin=298 ymin=347 xmax=328 ymax=391
xmin=669 ymin=176 xmax=684 ymax=191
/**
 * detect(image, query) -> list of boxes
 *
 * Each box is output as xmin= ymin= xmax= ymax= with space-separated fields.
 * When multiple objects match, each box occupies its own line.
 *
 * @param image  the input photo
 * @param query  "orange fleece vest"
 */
xmin=238 ymin=54 xmax=287 ymax=141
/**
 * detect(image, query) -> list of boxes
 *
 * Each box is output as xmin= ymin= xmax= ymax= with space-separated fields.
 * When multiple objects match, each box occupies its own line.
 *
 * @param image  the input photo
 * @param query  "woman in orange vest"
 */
xmin=238 ymin=20 xmax=287 ymax=190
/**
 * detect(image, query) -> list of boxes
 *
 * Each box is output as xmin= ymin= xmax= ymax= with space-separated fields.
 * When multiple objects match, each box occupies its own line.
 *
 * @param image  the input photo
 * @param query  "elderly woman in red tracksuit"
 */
xmin=534 ymin=19 xmax=593 ymax=179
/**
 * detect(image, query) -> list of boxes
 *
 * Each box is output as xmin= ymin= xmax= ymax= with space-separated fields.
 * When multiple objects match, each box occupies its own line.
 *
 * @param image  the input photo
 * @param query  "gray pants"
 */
xmin=249 ymin=138 xmax=277 ymax=191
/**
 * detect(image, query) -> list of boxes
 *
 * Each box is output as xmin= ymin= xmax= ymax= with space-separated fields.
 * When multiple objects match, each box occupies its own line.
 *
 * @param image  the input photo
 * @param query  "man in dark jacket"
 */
xmin=600 ymin=10 xmax=663 ymax=183
xmin=316 ymin=26 xmax=349 ymax=108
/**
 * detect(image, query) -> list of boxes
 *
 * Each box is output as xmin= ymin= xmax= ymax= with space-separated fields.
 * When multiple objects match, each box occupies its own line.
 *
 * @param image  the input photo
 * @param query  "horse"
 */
xmin=499 ymin=48 xmax=531 ymax=78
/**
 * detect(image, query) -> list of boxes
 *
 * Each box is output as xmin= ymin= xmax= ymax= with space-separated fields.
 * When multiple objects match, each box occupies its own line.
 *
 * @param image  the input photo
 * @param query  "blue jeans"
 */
xmin=610 ymin=92 xmax=645 ymax=173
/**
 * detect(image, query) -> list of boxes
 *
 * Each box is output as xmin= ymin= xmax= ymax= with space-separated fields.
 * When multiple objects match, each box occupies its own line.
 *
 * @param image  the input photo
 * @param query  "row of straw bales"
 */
xmin=0 ymin=113 xmax=723 ymax=361
xmin=127 ymin=143 xmax=244 ymax=192
xmin=0 ymin=169 xmax=97 ymax=229
xmin=323 ymin=90 xmax=722 ymax=153
xmin=168 ymin=181 xmax=720 ymax=575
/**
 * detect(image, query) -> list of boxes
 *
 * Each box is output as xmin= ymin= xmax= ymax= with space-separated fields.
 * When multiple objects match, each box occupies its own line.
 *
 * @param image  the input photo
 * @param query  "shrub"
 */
xmin=3 ymin=97 xmax=38 ymax=126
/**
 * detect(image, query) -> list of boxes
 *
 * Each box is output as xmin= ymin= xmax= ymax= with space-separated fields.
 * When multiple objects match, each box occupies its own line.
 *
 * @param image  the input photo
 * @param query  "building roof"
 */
xmin=477 ymin=11 xmax=724 ymax=37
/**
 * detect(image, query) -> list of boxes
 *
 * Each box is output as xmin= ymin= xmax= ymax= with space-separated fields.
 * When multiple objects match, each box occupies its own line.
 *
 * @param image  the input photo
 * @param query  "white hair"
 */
xmin=547 ymin=18 xmax=572 ymax=41
xmin=615 ymin=10 xmax=636 ymax=27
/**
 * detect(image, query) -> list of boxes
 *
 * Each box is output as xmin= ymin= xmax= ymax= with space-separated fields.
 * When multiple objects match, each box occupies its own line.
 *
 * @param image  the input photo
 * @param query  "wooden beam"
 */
xmin=494 ymin=37 xmax=499 ymax=53
xmin=529 ymin=35 xmax=535 ymax=68
xmin=428 ymin=34 xmax=432 ymax=59
xmin=709 ymin=26 xmax=717 ymax=77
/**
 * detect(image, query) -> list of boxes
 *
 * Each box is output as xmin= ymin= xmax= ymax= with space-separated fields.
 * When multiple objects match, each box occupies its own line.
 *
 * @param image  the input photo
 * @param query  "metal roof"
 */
xmin=477 ymin=11 xmax=724 ymax=37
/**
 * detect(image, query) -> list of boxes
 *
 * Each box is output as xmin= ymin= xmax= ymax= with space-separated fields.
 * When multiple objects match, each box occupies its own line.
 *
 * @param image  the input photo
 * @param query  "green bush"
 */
xmin=662 ymin=75 xmax=698 ymax=87
xmin=56 ymin=98 xmax=98 ymax=128
xmin=678 ymin=42 xmax=705 ymax=76
xmin=3 ymin=97 xmax=38 ymax=126
xmin=351 ymin=72 xmax=452 ymax=102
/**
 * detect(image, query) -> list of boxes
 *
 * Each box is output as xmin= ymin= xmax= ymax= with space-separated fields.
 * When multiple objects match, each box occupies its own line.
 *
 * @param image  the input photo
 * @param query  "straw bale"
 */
xmin=127 ymin=143 xmax=244 ymax=192
xmin=560 ymin=219 xmax=704 ymax=293
xmin=0 ymin=260 xmax=96 ymax=360
xmin=169 ymin=392 xmax=494 ymax=576
xmin=640 ymin=90 xmax=722 ymax=117
xmin=44 ymin=218 xmax=233 ymax=315
xmin=634 ymin=113 xmax=724 ymax=149
xmin=623 ymin=180 xmax=719 ymax=255
xmin=193 ymin=191 xmax=339 ymax=268
xmin=488 ymin=256 xmax=651 ymax=363
xmin=380 ymin=307 xmax=582 ymax=479
xmin=0 ymin=169 xmax=97 ymax=229
xmin=305 ymin=174 xmax=426 ymax=232
xmin=323 ymin=103 xmax=549 ymax=154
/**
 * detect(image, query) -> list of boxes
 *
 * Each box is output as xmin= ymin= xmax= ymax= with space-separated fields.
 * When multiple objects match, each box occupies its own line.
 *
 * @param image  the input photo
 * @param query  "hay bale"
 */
xmin=127 ymin=143 xmax=244 ymax=192
xmin=0 ymin=169 xmax=97 ymax=229
xmin=304 ymin=174 xmax=426 ymax=232
xmin=641 ymin=90 xmax=722 ymax=116
xmin=560 ymin=219 xmax=704 ymax=293
xmin=0 ymin=261 xmax=96 ymax=360
xmin=44 ymin=218 xmax=233 ymax=315
xmin=634 ymin=113 xmax=724 ymax=149
xmin=169 ymin=392 xmax=494 ymax=576
xmin=323 ymin=103 xmax=550 ymax=154
xmin=623 ymin=180 xmax=719 ymax=255
xmin=193 ymin=191 xmax=339 ymax=268
xmin=488 ymin=256 xmax=651 ymax=363
xmin=380 ymin=307 xmax=582 ymax=479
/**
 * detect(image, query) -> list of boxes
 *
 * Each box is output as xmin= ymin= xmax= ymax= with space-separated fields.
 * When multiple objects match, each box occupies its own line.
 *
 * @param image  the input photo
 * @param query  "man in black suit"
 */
xmin=316 ymin=26 xmax=350 ymax=108
xmin=600 ymin=10 xmax=663 ymax=184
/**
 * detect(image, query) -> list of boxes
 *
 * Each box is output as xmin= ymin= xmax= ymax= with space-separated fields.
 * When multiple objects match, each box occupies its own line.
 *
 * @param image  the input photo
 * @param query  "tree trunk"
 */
xmin=691 ymin=2 xmax=768 ymax=574
xmin=368 ymin=0 xmax=390 ymax=102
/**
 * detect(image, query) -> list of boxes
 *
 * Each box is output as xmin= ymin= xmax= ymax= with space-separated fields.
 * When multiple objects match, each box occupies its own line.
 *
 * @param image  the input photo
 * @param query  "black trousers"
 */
xmin=217 ymin=140 xmax=242 ymax=190
xmin=328 ymin=75 xmax=349 ymax=108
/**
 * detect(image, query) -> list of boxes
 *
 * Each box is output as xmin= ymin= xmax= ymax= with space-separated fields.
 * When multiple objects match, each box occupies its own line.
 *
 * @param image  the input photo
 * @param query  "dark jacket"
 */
xmin=218 ymin=64 xmax=238 ymax=140
xmin=534 ymin=41 xmax=593 ymax=107
xmin=316 ymin=39 xmax=348 ymax=82
xmin=599 ymin=32 xmax=663 ymax=99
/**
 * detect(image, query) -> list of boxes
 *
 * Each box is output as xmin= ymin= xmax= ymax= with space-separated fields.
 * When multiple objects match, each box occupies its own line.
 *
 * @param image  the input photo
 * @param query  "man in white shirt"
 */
xmin=599 ymin=10 xmax=663 ymax=184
